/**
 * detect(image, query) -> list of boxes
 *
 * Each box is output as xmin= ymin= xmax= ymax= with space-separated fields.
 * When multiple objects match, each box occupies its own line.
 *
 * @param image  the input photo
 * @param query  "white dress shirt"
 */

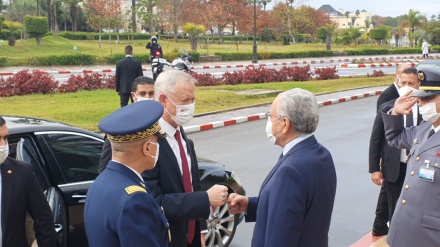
xmin=159 ymin=118 xmax=193 ymax=182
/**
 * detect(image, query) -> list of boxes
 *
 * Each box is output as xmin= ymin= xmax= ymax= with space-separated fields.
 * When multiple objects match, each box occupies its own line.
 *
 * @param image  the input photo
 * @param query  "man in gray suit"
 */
xmin=382 ymin=68 xmax=440 ymax=247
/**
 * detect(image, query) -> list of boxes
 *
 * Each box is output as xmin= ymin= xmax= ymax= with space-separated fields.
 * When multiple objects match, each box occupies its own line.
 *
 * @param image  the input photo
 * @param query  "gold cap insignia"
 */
xmin=125 ymin=185 xmax=147 ymax=195
xmin=7 ymin=170 xmax=12 ymax=175
xmin=108 ymin=121 xmax=165 ymax=143
xmin=418 ymin=72 xmax=425 ymax=81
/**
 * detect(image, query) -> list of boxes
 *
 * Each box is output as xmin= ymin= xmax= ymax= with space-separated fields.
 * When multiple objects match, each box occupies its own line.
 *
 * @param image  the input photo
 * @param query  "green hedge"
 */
xmin=0 ymin=30 xmax=21 ymax=40
xmin=27 ymin=54 xmax=96 ymax=65
xmin=215 ymin=50 xmax=333 ymax=61
xmin=346 ymin=48 xmax=389 ymax=55
xmin=59 ymin=31 xmax=152 ymax=40
xmin=0 ymin=57 xmax=7 ymax=67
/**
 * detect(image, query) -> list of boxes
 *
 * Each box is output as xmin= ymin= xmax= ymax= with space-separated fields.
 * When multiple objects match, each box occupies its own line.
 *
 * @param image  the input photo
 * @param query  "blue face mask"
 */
xmin=153 ymin=40 xmax=157 ymax=44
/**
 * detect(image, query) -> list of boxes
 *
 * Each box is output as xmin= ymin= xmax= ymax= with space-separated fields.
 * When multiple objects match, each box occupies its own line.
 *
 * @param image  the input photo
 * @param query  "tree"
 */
xmin=369 ymin=28 xmax=387 ymax=44
xmin=364 ymin=19 xmax=371 ymax=32
xmin=63 ymin=0 xmax=81 ymax=31
xmin=400 ymin=9 xmax=427 ymax=46
xmin=2 ymin=20 xmax=21 ymax=46
xmin=427 ymin=20 xmax=440 ymax=45
xmin=182 ymin=22 xmax=205 ymax=52
xmin=24 ymin=15 xmax=48 ymax=45
xmin=137 ymin=0 xmax=159 ymax=33
xmin=321 ymin=22 xmax=337 ymax=50
xmin=5 ymin=0 xmax=37 ymax=42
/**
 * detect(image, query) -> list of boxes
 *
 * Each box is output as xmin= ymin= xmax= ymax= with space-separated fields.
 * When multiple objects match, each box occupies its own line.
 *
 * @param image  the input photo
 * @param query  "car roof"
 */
xmin=3 ymin=115 xmax=102 ymax=138
xmin=416 ymin=60 xmax=440 ymax=70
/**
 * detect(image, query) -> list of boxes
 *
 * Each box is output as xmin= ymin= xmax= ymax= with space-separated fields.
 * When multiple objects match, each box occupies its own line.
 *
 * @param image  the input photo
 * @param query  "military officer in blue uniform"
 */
xmin=382 ymin=68 xmax=440 ymax=247
xmin=84 ymin=100 xmax=170 ymax=247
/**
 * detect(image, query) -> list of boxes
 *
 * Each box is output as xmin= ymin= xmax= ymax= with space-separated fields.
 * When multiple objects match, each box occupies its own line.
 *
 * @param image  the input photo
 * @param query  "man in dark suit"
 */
xmin=85 ymin=101 xmax=169 ymax=246
xmin=370 ymin=63 xmax=411 ymax=236
xmin=98 ymin=70 xmax=228 ymax=247
xmin=0 ymin=116 xmax=57 ymax=247
xmin=115 ymin=45 xmax=144 ymax=107
xmin=369 ymin=68 xmax=421 ymax=231
xmin=228 ymin=88 xmax=337 ymax=247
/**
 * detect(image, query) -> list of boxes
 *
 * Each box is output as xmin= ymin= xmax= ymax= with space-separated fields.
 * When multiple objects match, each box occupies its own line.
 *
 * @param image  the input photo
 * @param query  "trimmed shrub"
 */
xmin=314 ymin=66 xmax=339 ymax=80
xmin=279 ymin=65 xmax=313 ymax=81
xmin=214 ymin=50 xmax=333 ymax=61
xmin=28 ymin=54 xmax=96 ymax=66
xmin=5 ymin=70 xmax=58 ymax=96
xmin=191 ymin=72 xmax=222 ymax=86
xmin=0 ymin=29 xmax=21 ymax=40
xmin=24 ymin=15 xmax=49 ymax=45
xmin=346 ymin=48 xmax=389 ymax=55
xmin=59 ymin=31 xmax=152 ymax=40
xmin=368 ymin=70 xmax=386 ymax=77
xmin=0 ymin=57 xmax=7 ymax=67
xmin=59 ymin=72 xmax=103 ymax=93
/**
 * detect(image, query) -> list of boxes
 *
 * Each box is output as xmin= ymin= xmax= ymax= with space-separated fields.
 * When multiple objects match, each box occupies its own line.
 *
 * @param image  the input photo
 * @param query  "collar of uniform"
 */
xmin=393 ymin=81 xmax=399 ymax=92
xmin=159 ymin=118 xmax=177 ymax=138
xmin=282 ymin=133 xmax=314 ymax=156
xmin=432 ymin=124 xmax=440 ymax=134
xmin=111 ymin=160 xmax=144 ymax=182
xmin=125 ymin=55 xmax=133 ymax=58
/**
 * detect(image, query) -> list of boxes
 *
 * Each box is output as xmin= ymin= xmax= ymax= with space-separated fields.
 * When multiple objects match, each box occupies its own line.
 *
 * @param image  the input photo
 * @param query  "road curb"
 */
xmin=183 ymin=90 xmax=382 ymax=134
xmin=340 ymin=62 xmax=419 ymax=68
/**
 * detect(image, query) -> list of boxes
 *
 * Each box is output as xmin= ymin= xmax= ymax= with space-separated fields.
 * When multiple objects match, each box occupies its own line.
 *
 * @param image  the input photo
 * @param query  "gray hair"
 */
xmin=277 ymin=88 xmax=319 ymax=134
xmin=154 ymin=70 xmax=197 ymax=100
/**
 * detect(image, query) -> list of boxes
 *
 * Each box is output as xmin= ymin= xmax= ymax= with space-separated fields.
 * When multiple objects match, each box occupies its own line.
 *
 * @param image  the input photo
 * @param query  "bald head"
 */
xmin=395 ymin=63 xmax=412 ymax=85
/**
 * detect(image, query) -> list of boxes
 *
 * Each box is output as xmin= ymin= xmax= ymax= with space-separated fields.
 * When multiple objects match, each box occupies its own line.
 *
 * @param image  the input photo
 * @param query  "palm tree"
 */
xmin=323 ymin=22 xmax=337 ymax=50
xmin=364 ymin=19 xmax=370 ymax=32
xmin=63 ymin=0 xmax=81 ymax=31
xmin=400 ymin=9 xmax=427 ymax=46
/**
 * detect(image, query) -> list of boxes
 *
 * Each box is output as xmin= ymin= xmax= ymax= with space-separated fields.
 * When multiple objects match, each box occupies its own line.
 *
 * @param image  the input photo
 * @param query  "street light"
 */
xmin=252 ymin=0 xmax=258 ymax=63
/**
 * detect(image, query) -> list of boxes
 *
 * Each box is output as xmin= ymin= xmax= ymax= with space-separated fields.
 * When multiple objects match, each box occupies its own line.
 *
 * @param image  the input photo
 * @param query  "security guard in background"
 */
xmin=381 ymin=68 xmax=440 ymax=247
xmin=84 ymin=100 xmax=169 ymax=247
xmin=146 ymin=36 xmax=163 ymax=61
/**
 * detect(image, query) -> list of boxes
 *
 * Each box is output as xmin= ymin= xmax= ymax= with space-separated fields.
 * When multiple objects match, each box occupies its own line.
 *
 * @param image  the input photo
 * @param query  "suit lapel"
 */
xmin=1 ymin=159 xmax=13 ymax=237
xmin=259 ymin=136 xmax=318 ymax=192
xmin=158 ymin=137 xmax=185 ymax=188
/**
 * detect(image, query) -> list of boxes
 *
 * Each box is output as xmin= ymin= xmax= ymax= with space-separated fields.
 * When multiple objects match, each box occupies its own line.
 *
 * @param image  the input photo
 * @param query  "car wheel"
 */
xmin=204 ymin=201 xmax=238 ymax=247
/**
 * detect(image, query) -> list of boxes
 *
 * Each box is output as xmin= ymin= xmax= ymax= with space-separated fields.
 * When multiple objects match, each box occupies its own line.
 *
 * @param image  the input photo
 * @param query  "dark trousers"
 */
xmin=423 ymin=54 xmax=429 ymax=58
xmin=385 ymin=163 xmax=407 ymax=222
xmin=373 ymin=183 xmax=389 ymax=230
xmin=119 ymin=93 xmax=133 ymax=108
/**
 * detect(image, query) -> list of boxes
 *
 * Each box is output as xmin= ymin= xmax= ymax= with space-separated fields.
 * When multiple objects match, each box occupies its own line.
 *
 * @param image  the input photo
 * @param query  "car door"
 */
xmin=36 ymin=131 xmax=103 ymax=247
xmin=9 ymin=136 xmax=67 ymax=246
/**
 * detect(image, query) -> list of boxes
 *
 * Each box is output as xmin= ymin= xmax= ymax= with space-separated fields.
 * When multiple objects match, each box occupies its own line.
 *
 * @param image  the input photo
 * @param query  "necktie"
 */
xmin=175 ymin=130 xmax=195 ymax=244
xmin=428 ymin=129 xmax=435 ymax=139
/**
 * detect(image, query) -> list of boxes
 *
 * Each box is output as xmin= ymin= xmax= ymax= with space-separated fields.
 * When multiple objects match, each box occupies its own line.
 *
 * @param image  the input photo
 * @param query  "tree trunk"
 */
xmin=131 ymin=0 xmax=136 ymax=32
xmin=8 ymin=35 xmax=16 ymax=46
xmin=326 ymin=33 xmax=332 ymax=50
xmin=37 ymin=0 xmax=40 ymax=15
xmin=53 ymin=0 xmax=58 ymax=36
xmin=190 ymin=35 xmax=197 ymax=52
xmin=287 ymin=6 xmax=295 ymax=44
xmin=99 ymin=26 xmax=102 ymax=48
xmin=173 ymin=0 xmax=178 ymax=42
xmin=47 ymin=0 xmax=52 ymax=31
xmin=70 ymin=4 xmax=77 ymax=31
xmin=36 ymin=36 xmax=42 ymax=45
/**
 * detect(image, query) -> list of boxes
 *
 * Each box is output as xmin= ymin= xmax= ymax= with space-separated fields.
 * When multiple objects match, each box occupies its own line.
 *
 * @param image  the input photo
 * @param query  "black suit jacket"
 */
xmin=98 ymin=128 xmax=209 ymax=247
xmin=115 ymin=56 xmax=143 ymax=94
xmin=1 ymin=158 xmax=56 ymax=247
xmin=369 ymin=99 xmax=422 ymax=182
xmin=377 ymin=83 xmax=399 ymax=111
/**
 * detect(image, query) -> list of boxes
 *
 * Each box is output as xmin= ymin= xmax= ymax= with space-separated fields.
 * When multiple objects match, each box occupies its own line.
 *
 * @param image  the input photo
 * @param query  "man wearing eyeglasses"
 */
xmin=382 ymin=68 xmax=440 ymax=247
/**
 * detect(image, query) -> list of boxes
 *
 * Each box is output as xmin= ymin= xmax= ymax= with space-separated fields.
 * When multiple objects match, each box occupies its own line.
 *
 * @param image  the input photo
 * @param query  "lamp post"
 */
xmin=252 ymin=0 xmax=258 ymax=63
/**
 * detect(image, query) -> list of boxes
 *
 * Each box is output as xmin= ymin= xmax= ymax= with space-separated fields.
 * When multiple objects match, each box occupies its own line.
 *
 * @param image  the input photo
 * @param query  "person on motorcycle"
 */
xmin=146 ymin=36 xmax=163 ymax=61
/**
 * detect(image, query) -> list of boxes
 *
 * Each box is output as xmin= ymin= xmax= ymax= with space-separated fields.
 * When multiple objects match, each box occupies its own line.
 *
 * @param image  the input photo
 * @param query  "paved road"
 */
xmin=188 ymin=95 xmax=380 ymax=247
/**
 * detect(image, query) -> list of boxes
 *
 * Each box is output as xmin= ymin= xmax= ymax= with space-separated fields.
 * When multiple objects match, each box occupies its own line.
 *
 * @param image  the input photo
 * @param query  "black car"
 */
xmin=5 ymin=116 xmax=245 ymax=247
xmin=415 ymin=59 xmax=440 ymax=71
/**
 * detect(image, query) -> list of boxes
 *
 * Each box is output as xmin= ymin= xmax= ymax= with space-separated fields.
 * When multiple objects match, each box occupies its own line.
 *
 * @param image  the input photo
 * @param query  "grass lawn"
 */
xmin=1 ymin=75 xmax=392 ymax=131
xmin=0 ymin=36 xmax=391 ymax=66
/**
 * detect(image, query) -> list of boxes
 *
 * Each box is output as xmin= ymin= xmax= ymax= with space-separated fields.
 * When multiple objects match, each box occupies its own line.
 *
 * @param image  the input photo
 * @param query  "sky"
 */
xmin=269 ymin=0 xmax=440 ymax=18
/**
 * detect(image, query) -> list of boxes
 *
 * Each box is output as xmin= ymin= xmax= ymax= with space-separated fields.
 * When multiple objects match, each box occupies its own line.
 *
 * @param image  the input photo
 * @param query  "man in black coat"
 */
xmin=369 ymin=64 xmax=413 ymax=236
xmin=146 ymin=36 xmax=163 ymax=60
xmin=0 ymin=116 xmax=57 ymax=247
xmin=115 ymin=45 xmax=144 ymax=107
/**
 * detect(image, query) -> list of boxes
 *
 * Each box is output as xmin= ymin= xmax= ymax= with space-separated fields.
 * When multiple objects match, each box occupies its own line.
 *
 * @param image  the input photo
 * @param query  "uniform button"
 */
xmin=402 ymin=199 xmax=406 ymax=205
xmin=405 ymin=185 xmax=409 ymax=190
xmin=435 ymin=163 xmax=439 ymax=167
xmin=410 ymin=171 xmax=415 ymax=176
xmin=413 ymin=139 xmax=418 ymax=144
xmin=416 ymin=157 xmax=420 ymax=161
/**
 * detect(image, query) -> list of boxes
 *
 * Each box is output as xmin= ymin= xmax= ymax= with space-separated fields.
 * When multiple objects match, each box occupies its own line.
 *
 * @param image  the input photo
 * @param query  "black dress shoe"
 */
xmin=372 ymin=228 xmax=388 ymax=236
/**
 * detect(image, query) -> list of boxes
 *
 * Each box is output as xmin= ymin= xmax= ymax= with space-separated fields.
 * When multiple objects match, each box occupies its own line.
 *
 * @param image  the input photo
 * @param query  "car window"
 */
xmin=8 ymin=136 xmax=50 ymax=191
xmin=38 ymin=133 xmax=103 ymax=184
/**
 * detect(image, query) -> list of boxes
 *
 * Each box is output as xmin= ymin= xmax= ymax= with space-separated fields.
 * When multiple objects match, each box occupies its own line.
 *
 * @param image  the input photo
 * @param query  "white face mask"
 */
xmin=265 ymin=120 xmax=283 ymax=145
xmin=419 ymin=100 xmax=440 ymax=124
xmin=148 ymin=142 xmax=159 ymax=167
xmin=165 ymin=95 xmax=195 ymax=126
xmin=0 ymin=145 xmax=9 ymax=164
xmin=398 ymin=85 xmax=418 ymax=96
xmin=134 ymin=94 xmax=153 ymax=102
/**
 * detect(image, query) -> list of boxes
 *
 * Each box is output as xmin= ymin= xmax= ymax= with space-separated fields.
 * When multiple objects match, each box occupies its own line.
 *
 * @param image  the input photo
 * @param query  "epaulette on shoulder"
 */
xmin=125 ymin=185 xmax=147 ymax=195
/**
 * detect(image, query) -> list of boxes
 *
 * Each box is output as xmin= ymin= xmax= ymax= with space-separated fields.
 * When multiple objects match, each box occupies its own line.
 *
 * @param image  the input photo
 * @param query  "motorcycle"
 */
xmin=151 ymin=49 xmax=193 ymax=81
